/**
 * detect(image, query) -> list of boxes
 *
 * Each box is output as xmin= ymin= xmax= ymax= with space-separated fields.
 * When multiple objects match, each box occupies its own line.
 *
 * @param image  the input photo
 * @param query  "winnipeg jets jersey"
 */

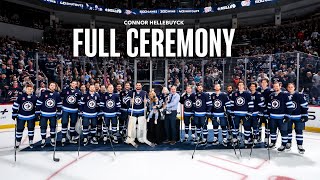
xmin=230 ymin=91 xmax=254 ymax=116
xmin=12 ymin=93 xmax=37 ymax=120
xmin=36 ymin=90 xmax=62 ymax=117
xmin=251 ymin=91 xmax=265 ymax=116
xmin=288 ymin=92 xmax=308 ymax=120
xmin=194 ymin=92 xmax=212 ymax=117
xmin=180 ymin=93 xmax=195 ymax=117
xmin=211 ymin=92 xmax=231 ymax=117
xmin=60 ymin=87 xmax=81 ymax=113
xmin=120 ymin=90 xmax=130 ymax=112
xmin=79 ymin=92 xmax=100 ymax=118
xmin=125 ymin=90 xmax=148 ymax=116
xmin=257 ymin=87 xmax=273 ymax=116
xmin=100 ymin=92 xmax=121 ymax=117
xmin=267 ymin=91 xmax=294 ymax=119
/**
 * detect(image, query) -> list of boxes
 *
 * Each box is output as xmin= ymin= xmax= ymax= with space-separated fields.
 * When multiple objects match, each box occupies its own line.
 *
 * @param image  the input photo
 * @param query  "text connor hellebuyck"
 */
xmin=123 ymin=20 xmax=185 ymax=26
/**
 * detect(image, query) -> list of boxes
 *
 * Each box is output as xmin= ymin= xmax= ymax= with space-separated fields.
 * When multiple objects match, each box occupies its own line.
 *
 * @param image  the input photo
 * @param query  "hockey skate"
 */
xmin=286 ymin=143 xmax=291 ymax=151
xmin=69 ymin=136 xmax=78 ymax=144
xmin=277 ymin=145 xmax=286 ymax=152
xmin=212 ymin=137 xmax=219 ymax=145
xmin=41 ymin=139 xmax=46 ymax=148
xmin=103 ymin=136 xmax=109 ymax=144
xmin=112 ymin=135 xmax=119 ymax=144
xmin=200 ymin=138 xmax=207 ymax=146
xmin=298 ymin=145 xmax=305 ymax=154
xmin=90 ymin=137 xmax=98 ymax=145
xmin=29 ymin=140 xmax=33 ymax=149
xmin=244 ymin=139 xmax=252 ymax=148
xmin=222 ymin=138 xmax=228 ymax=147
xmin=50 ymin=138 xmax=55 ymax=147
xmin=191 ymin=134 xmax=196 ymax=142
xmin=232 ymin=138 xmax=238 ymax=147
xmin=15 ymin=141 xmax=20 ymax=149
xmin=264 ymin=138 xmax=269 ymax=147
xmin=182 ymin=134 xmax=189 ymax=142
xmin=61 ymin=138 xmax=66 ymax=146
xmin=268 ymin=142 xmax=276 ymax=149
xmin=83 ymin=138 xmax=89 ymax=146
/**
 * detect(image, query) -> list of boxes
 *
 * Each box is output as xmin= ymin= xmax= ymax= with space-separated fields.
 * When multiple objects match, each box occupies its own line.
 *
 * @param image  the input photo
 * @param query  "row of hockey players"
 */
xmin=12 ymin=79 xmax=308 ymax=153
xmin=12 ymin=81 xmax=135 ymax=148
xmin=180 ymin=79 xmax=308 ymax=154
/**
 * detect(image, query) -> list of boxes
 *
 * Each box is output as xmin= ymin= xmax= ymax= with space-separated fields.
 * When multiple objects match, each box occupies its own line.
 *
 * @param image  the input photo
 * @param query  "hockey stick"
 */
xmin=14 ymin=118 xmax=17 ymax=162
xmin=192 ymin=121 xmax=202 ymax=159
xmin=226 ymin=114 xmax=238 ymax=159
xmin=102 ymin=118 xmax=116 ymax=157
xmin=53 ymin=119 xmax=60 ymax=162
xmin=266 ymin=117 xmax=270 ymax=161
xmin=238 ymin=119 xmax=243 ymax=157
xmin=180 ymin=103 xmax=184 ymax=142
xmin=77 ymin=116 xmax=82 ymax=160
xmin=143 ymin=94 xmax=155 ymax=148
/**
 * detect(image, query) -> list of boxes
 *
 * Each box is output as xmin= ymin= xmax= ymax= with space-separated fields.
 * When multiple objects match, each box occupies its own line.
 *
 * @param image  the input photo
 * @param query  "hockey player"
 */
xmin=79 ymin=84 xmax=100 ymax=146
xmin=247 ymin=82 xmax=264 ymax=145
xmin=12 ymin=84 xmax=37 ymax=148
xmin=119 ymin=82 xmax=131 ymax=138
xmin=100 ymin=84 xmax=121 ymax=144
xmin=211 ymin=83 xmax=231 ymax=146
xmin=124 ymin=82 xmax=154 ymax=147
xmin=60 ymin=80 xmax=81 ymax=146
xmin=36 ymin=82 xmax=62 ymax=148
xmin=226 ymin=85 xmax=234 ymax=141
xmin=97 ymin=85 xmax=107 ymax=139
xmin=193 ymin=85 xmax=212 ymax=145
xmin=180 ymin=85 xmax=196 ymax=142
xmin=230 ymin=81 xmax=254 ymax=145
xmin=286 ymin=83 xmax=308 ymax=154
xmin=267 ymin=82 xmax=294 ymax=152
xmin=257 ymin=78 xmax=273 ymax=145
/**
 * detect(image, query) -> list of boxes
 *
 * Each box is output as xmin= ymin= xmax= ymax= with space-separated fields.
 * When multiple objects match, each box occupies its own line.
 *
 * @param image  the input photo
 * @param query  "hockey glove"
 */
xmin=78 ymin=111 xmax=83 ymax=117
xmin=12 ymin=114 xmax=17 ymax=121
xmin=283 ymin=116 xmax=290 ymax=123
xmin=301 ymin=116 xmax=309 ymax=122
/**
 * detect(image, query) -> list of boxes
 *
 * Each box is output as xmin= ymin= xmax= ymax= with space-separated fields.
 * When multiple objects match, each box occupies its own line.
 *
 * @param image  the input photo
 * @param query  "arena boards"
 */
xmin=73 ymin=28 xmax=235 ymax=58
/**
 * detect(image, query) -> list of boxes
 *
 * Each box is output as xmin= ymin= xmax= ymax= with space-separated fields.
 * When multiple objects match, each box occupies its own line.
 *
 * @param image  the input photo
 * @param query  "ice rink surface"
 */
xmin=0 ymin=126 xmax=319 ymax=180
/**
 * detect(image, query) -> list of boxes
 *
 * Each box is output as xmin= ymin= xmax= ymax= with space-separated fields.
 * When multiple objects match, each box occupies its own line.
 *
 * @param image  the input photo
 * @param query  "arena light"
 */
xmin=73 ymin=28 xmax=235 ymax=58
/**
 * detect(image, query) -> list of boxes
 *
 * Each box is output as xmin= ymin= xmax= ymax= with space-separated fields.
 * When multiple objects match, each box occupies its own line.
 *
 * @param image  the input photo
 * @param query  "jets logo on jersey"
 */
xmin=271 ymin=99 xmax=280 ymax=109
xmin=195 ymin=99 xmax=202 ymax=108
xmin=292 ymin=101 xmax=297 ymax=110
xmin=236 ymin=97 xmax=245 ymax=106
xmin=87 ymin=99 xmax=96 ymax=109
xmin=106 ymin=99 xmax=115 ymax=109
xmin=45 ymin=98 xmax=55 ymax=108
xmin=66 ymin=95 xmax=76 ymax=104
xmin=22 ymin=101 xmax=33 ymax=111
xmin=213 ymin=99 xmax=222 ymax=109
xmin=135 ymin=97 xmax=142 ymax=105
xmin=184 ymin=99 xmax=192 ymax=108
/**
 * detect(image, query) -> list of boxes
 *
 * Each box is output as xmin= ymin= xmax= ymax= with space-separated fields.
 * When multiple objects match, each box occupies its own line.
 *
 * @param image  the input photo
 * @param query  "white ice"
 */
xmin=0 ymin=126 xmax=319 ymax=180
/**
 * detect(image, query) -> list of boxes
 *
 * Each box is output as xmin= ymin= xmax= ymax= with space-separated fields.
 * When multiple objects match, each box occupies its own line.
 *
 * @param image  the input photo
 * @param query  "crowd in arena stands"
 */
xmin=1 ymin=11 xmax=320 ymax=104
xmin=0 ymin=1 xmax=48 ymax=29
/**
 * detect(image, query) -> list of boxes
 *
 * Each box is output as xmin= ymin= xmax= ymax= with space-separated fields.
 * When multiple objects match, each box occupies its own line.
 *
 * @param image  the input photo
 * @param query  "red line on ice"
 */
xmin=209 ymin=155 xmax=267 ymax=170
xmin=198 ymin=160 xmax=248 ymax=180
xmin=46 ymin=152 xmax=93 ymax=180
